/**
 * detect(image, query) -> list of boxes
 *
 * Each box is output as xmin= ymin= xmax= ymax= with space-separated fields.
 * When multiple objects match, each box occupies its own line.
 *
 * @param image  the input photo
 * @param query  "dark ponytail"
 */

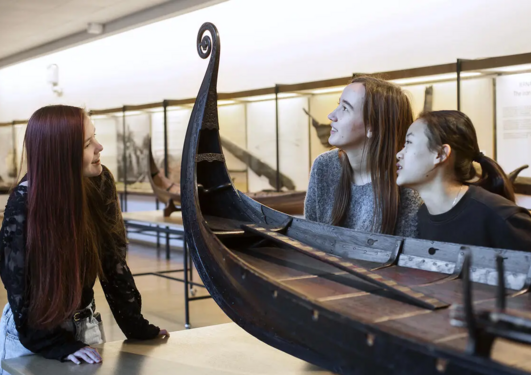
xmin=420 ymin=110 xmax=515 ymax=202
xmin=474 ymin=152 xmax=515 ymax=202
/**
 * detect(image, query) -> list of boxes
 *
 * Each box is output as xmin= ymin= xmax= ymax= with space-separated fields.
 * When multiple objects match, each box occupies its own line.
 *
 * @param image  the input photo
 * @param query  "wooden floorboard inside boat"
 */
xmin=377 ymin=307 xmax=462 ymax=342
xmin=281 ymin=274 xmax=380 ymax=300
xmin=371 ymin=265 xmax=449 ymax=286
xmin=232 ymin=246 xmax=343 ymax=279
xmin=231 ymin=241 xmax=531 ymax=371
xmin=414 ymin=279 xmax=498 ymax=304
xmin=321 ymin=293 xmax=428 ymax=324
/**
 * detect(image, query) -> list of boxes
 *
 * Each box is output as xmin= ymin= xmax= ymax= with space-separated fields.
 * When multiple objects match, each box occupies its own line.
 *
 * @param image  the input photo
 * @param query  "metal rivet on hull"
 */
xmin=436 ymin=358 xmax=448 ymax=373
xmin=366 ymin=333 xmax=375 ymax=346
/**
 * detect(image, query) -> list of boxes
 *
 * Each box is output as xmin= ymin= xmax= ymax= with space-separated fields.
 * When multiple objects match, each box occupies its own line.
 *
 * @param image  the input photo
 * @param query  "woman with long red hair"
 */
xmin=0 ymin=105 xmax=167 ymax=368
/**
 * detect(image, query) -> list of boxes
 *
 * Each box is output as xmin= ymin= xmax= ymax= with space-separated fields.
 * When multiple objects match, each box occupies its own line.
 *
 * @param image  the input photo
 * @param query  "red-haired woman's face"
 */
xmin=83 ymin=116 xmax=104 ymax=177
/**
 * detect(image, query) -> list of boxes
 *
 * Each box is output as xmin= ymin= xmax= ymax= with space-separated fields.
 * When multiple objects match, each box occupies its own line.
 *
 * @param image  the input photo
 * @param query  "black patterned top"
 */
xmin=0 ymin=166 xmax=160 ymax=361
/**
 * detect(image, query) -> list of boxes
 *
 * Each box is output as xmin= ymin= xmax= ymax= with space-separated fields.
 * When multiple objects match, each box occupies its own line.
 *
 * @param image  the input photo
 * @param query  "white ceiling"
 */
xmin=0 ymin=0 xmax=173 ymax=59
xmin=3 ymin=0 xmax=531 ymax=123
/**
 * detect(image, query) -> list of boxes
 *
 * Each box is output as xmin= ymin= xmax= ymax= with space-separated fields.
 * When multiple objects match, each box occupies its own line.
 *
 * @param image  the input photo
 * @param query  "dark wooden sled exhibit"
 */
xmin=181 ymin=23 xmax=531 ymax=375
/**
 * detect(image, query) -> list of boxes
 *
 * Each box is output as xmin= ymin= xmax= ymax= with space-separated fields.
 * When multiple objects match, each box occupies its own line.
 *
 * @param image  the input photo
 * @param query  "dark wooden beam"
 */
xmin=461 ymin=52 xmax=531 ymax=71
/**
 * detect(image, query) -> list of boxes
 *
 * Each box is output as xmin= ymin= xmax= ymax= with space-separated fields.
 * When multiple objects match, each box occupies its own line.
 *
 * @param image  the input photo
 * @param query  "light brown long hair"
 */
xmin=419 ymin=110 xmax=515 ymax=202
xmin=331 ymin=76 xmax=413 ymax=234
xmin=24 ymin=105 xmax=115 ymax=329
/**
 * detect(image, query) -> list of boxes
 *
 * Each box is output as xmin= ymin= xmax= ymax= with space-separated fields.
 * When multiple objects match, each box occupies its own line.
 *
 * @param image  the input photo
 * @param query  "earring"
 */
xmin=367 ymin=130 xmax=372 ymax=139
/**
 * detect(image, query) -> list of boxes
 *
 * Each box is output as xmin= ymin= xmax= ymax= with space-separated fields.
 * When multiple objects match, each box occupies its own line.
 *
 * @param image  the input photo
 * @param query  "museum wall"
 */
xmin=403 ymin=78 xmax=495 ymax=158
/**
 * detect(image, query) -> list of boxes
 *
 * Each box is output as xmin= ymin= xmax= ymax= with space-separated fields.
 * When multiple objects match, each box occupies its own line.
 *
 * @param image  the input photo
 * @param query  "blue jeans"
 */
xmin=0 ymin=302 xmax=105 ymax=375
xmin=0 ymin=304 xmax=33 ymax=375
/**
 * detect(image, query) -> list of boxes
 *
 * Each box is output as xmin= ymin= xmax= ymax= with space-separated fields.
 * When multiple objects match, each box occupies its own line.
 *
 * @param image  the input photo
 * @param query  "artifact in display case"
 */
xmin=509 ymin=164 xmax=531 ymax=195
xmin=0 ymin=126 xmax=16 ymax=193
xmin=302 ymin=108 xmax=331 ymax=147
xmin=220 ymin=136 xmax=296 ymax=191
xmin=423 ymin=85 xmax=433 ymax=112
xmin=147 ymin=135 xmax=304 ymax=216
xmin=147 ymin=140 xmax=181 ymax=217
xmin=116 ymin=113 xmax=152 ymax=193
xmin=181 ymin=22 xmax=531 ymax=375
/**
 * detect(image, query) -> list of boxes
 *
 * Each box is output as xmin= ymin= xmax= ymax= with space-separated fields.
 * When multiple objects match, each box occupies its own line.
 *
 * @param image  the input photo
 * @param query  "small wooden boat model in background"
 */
xmin=180 ymin=22 xmax=531 ymax=375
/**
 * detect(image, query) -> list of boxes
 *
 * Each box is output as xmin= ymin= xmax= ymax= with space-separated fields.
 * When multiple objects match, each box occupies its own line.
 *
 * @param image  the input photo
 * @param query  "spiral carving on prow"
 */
xmin=197 ymin=22 xmax=218 ymax=60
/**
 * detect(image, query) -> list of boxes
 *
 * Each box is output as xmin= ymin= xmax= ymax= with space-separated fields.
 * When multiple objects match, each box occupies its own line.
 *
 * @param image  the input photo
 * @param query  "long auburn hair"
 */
xmin=331 ymin=76 xmax=413 ymax=234
xmin=419 ymin=110 xmax=515 ymax=202
xmin=25 ymin=105 xmax=106 ymax=329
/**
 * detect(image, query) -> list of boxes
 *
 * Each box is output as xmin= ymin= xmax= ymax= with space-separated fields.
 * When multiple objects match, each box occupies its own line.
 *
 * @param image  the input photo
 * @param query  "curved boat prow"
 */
xmin=181 ymin=23 xmax=257 ymax=222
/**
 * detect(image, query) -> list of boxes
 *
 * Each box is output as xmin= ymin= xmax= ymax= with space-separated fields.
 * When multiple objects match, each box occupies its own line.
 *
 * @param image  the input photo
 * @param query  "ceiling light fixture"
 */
xmin=46 ymin=64 xmax=63 ymax=97
xmin=87 ymin=23 xmax=104 ymax=35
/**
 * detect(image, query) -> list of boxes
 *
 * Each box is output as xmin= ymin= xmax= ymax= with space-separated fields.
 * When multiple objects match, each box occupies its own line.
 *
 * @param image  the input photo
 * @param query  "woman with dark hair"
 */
xmin=0 ymin=105 xmax=167 ymax=369
xmin=305 ymin=76 xmax=421 ymax=236
xmin=396 ymin=110 xmax=531 ymax=250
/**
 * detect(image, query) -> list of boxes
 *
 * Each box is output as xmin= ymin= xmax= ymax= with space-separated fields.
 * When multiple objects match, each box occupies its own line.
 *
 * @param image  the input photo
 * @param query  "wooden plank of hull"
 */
xmin=414 ymin=279 xmax=502 ymax=305
xmin=371 ymin=266 xmax=448 ymax=286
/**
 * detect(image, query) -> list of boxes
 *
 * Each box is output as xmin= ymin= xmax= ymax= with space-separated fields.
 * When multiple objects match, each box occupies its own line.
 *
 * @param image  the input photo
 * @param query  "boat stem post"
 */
xmin=496 ymin=255 xmax=506 ymax=311
xmin=275 ymin=84 xmax=280 ymax=192
xmin=184 ymin=234 xmax=191 ymax=329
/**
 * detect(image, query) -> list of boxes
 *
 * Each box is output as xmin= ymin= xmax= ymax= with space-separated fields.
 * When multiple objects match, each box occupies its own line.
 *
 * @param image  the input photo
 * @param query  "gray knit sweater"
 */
xmin=304 ymin=149 xmax=421 ymax=237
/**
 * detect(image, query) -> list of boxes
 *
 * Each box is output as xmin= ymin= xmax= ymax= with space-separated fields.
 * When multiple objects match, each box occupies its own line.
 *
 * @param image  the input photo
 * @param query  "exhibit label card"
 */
xmin=496 ymin=73 xmax=531 ymax=178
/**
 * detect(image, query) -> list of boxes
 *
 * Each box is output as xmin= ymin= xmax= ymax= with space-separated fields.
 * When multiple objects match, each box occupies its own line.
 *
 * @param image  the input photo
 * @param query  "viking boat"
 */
xmin=303 ymin=108 xmax=332 ymax=148
xmin=148 ymin=140 xmax=305 ymax=216
xmin=181 ymin=23 xmax=531 ymax=375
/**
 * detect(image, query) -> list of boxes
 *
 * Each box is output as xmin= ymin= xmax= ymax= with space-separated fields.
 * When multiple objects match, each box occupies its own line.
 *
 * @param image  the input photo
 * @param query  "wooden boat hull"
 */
xmin=180 ymin=23 xmax=531 ymax=375
xmin=185 ymin=195 xmax=528 ymax=375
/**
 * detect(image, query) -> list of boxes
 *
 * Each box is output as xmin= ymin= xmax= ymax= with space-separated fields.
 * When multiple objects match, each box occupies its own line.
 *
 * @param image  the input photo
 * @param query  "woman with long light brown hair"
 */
xmin=305 ymin=76 xmax=421 ymax=236
xmin=0 ymin=105 xmax=167 ymax=369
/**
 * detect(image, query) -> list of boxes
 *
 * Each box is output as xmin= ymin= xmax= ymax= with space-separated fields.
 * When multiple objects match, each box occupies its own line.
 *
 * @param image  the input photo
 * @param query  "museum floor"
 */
xmin=0 ymin=243 xmax=231 ymax=342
